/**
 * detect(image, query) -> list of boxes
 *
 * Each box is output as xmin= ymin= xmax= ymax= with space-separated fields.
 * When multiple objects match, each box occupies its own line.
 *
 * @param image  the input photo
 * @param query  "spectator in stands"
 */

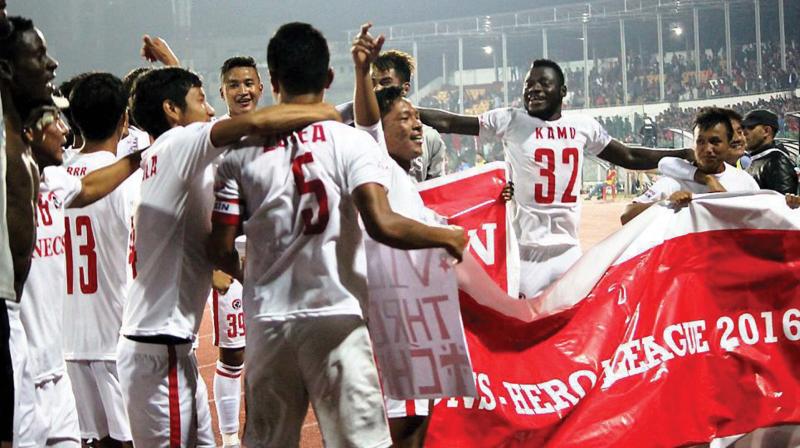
xmin=742 ymin=109 xmax=798 ymax=194
xmin=640 ymin=115 xmax=657 ymax=147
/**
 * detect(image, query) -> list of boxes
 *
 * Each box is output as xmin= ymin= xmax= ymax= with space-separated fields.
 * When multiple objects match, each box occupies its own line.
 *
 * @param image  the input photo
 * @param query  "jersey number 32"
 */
xmin=533 ymin=147 xmax=580 ymax=204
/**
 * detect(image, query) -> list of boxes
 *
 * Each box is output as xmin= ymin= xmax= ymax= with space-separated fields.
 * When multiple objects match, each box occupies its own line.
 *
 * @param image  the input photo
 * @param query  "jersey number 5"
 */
xmin=533 ymin=147 xmax=580 ymax=204
xmin=291 ymin=152 xmax=329 ymax=235
xmin=64 ymin=215 xmax=98 ymax=294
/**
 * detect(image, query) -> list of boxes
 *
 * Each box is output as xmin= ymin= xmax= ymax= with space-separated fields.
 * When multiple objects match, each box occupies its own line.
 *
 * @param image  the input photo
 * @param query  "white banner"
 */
xmin=365 ymin=241 xmax=475 ymax=400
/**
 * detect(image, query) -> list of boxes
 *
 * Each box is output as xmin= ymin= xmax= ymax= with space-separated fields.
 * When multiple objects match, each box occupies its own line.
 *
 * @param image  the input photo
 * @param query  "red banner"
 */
xmin=419 ymin=166 xmax=800 ymax=448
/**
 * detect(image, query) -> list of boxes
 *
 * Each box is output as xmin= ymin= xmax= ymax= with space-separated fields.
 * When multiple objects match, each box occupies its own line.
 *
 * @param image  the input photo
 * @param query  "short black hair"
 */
xmin=131 ymin=67 xmax=202 ymax=138
xmin=375 ymin=85 xmax=406 ymax=117
xmin=531 ymin=59 xmax=565 ymax=87
xmin=123 ymin=67 xmax=151 ymax=98
xmin=693 ymin=107 xmax=734 ymax=142
xmin=122 ymin=67 xmax=151 ymax=128
xmin=220 ymin=56 xmax=259 ymax=80
xmin=373 ymin=50 xmax=415 ymax=84
xmin=0 ymin=16 xmax=34 ymax=62
xmin=720 ymin=108 xmax=743 ymax=124
xmin=70 ymin=72 xmax=127 ymax=141
xmin=57 ymin=73 xmax=90 ymax=100
xmin=57 ymin=72 xmax=91 ymax=131
xmin=267 ymin=22 xmax=329 ymax=96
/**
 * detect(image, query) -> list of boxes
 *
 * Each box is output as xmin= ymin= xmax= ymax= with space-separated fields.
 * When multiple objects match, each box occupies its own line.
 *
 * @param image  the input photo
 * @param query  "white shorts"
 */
xmin=518 ymin=244 xmax=582 ymax=298
xmin=116 ymin=338 xmax=214 ymax=448
xmin=209 ymin=288 xmax=246 ymax=349
xmin=66 ymin=360 xmax=131 ymax=441
xmin=384 ymin=399 xmax=429 ymax=419
xmin=34 ymin=374 xmax=81 ymax=447
xmin=244 ymin=316 xmax=391 ymax=448
xmin=7 ymin=303 xmax=47 ymax=448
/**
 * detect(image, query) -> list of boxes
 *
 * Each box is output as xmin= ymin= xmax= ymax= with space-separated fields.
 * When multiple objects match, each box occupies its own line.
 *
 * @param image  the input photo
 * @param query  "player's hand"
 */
xmin=212 ymin=269 xmax=233 ymax=294
xmin=786 ymin=193 xmax=800 ymax=209
xmin=351 ymin=23 xmax=385 ymax=75
xmin=668 ymin=191 xmax=693 ymax=207
xmin=500 ymin=181 xmax=514 ymax=202
xmin=444 ymin=225 xmax=468 ymax=263
xmin=701 ymin=174 xmax=726 ymax=193
xmin=141 ymin=35 xmax=180 ymax=66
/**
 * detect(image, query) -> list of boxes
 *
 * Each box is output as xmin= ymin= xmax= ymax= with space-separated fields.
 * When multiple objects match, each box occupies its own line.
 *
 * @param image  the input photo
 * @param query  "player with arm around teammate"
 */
xmin=117 ymin=65 xmax=341 ymax=447
xmin=207 ymin=22 xmax=466 ymax=448
xmin=15 ymin=95 xmax=142 ymax=447
xmin=61 ymin=72 xmax=137 ymax=448
xmin=621 ymin=107 xmax=759 ymax=224
xmin=419 ymin=58 xmax=692 ymax=297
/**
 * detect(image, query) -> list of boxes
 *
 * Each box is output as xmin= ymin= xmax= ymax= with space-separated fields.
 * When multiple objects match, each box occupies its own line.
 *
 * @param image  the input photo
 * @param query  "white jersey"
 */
xmin=122 ymin=122 xmax=226 ymax=340
xmin=20 ymin=166 xmax=82 ymax=382
xmin=62 ymin=151 xmax=140 ymax=360
xmin=213 ymin=121 xmax=390 ymax=321
xmin=0 ymin=96 xmax=15 ymax=301
xmin=62 ymin=146 xmax=81 ymax=164
xmin=634 ymin=163 xmax=760 ymax=203
xmin=355 ymin=121 xmax=437 ymax=223
xmin=479 ymin=108 xmax=611 ymax=248
xmin=117 ymin=125 xmax=150 ymax=159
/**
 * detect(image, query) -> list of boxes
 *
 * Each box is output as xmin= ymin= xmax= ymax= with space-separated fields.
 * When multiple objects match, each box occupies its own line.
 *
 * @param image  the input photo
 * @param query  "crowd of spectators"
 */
xmin=419 ymin=40 xmax=799 ymax=173
xmin=422 ymin=39 xmax=799 ymax=113
xmin=433 ymin=94 xmax=799 ymax=174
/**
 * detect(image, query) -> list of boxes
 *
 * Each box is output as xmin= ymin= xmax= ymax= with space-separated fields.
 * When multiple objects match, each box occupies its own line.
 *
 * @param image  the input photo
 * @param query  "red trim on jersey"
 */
xmin=212 ymin=291 xmax=220 ymax=346
xmin=405 ymin=400 xmax=415 ymax=417
xmin=216 ymin=197 xmax=240 ymax=204
xmin=215 ymin=368 xmax=242 ymax=379
xmin=211 ymin=211 xmax=240 ymax=226
xmin=167 ymin=346 xmax=181 ymax=448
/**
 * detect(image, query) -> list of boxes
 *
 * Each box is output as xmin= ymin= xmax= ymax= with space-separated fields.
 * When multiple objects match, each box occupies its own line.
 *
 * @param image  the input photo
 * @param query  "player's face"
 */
xmin=727 ymin=118 xmax=746 ymax=164
xmin=383 ymin=98 xmax=423 ymax=167
xmin=29 ymin=112 xmax=69 ymax=167
xmin=371 ymin=67 xmax=410 ymax=95
xmin=221 ymin=66 xmax=263 ymax=117
xmin=694 ymin=122 xmax=729 ymax=174
xmin=178 ymin=86 xmax=215 ymax=125
xmin=7 ymin=27 xmax=59 ymax=104
xmin=523 ymin=66 xmax=565 ymax=120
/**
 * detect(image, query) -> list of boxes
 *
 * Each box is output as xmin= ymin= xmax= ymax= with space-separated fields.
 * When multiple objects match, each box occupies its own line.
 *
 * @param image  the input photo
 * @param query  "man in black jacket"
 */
xmin=742 ymin=109 xmax=798 ymax=194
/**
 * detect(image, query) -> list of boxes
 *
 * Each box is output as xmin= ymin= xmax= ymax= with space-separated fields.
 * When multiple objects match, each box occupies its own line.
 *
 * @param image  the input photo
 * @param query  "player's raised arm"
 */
xmin=352 ymin=23 xmax=384 ymax=128
xmin=67 ymin=150 xmax=143 ymax=209
xmin=353 ymin=183 xmax=467 ymax=261
xmin=597 ymin=139 xmax=694 ymax=171
xmin=209 ymin=102 xmax=341 ymax=147
xmin=141 ymin=34 xmax=181 ymax=67
xmin=418 ymin=107 xmax=480 ymax=136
